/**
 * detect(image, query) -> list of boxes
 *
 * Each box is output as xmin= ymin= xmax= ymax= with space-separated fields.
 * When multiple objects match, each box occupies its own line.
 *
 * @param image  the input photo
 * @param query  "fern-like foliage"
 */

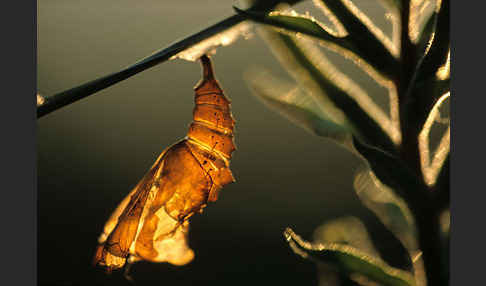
xmin=239 ymin=0 xmax=449 ymax=285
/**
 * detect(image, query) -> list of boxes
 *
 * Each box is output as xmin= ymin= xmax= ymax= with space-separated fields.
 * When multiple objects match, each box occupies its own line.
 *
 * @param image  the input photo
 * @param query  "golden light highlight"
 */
xmin=341 ymin=0 xmax=399 ymax=57
xmin=37 ymin=93 xmax=46 ymax=107
xmin=171 ymin=22 xmax=252 ymax=62
xmin=409 ymin=0 xmax=436 ymax=43
xmin=436 ymin=49 xmax=450 ymax=80
xmin=312 ymin=0 xmax=348 ymax=37
xmin=270 ymin=4 xmax=344 ymax=38
xmin=418 ymin=92 xmax=450 ymax=186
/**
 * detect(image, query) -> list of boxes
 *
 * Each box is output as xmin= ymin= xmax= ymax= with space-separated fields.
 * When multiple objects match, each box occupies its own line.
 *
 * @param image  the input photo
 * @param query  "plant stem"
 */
xmin=434 ymin=155 xmax=450 ymax=212
xmin=398 ymin=1 xmax=445 ymax=285
xmin=414 ymin=206 xmax=445 ymax=286
xmin=398 ymin=0 xmax=421 ymax=177
xmin=398 ymin=5 xmax=425 ymax=231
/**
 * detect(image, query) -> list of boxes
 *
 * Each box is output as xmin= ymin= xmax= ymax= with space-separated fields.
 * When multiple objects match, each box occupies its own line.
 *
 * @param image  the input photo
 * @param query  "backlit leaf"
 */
xmin=313 ymin=216 xmax=382 ymax=258
xmin=353 ymin=169 xmax=417 ymax=252
xmin=253 ymin=27 xmax=398 ymax=152
xmin=284 ymin=228 xmax=415 ymax=286
xmin=245 ymin=68 xmax=352 ymax=147
xmin=235 ymin=6 xmax=399 ymax=79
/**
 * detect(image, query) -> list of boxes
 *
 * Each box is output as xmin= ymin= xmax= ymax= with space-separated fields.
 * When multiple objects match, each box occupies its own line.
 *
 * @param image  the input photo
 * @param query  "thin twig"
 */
xmin=37 ymin=0 xmax=307 ymax=118
xmin=37 ymin=15 xmax=245 ymax=118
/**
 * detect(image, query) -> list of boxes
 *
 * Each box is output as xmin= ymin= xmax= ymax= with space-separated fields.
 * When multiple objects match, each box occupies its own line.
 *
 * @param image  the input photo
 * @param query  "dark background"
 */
xmin=38 ymin=1 xmax=403 ymax=285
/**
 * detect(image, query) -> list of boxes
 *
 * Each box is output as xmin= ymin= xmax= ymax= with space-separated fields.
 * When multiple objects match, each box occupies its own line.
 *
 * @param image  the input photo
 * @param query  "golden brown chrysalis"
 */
xmin=93 ymin=55 xmax=235 ymax=272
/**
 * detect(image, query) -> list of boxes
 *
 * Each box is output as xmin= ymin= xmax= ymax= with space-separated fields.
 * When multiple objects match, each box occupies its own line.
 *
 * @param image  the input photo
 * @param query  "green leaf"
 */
xmin=315 ymin=0 xmax=398 ymax=53
xmin=351 ymin=137 xmax=430 ymax=285
xmin=235 ymin=7 xmax=346 ymax=43
xmin=416 ymin=0 xmax=449 ymax=82
xmin=314 ymin=216 xmax=382 ymax=258
xmin=403 ymin=0 xmax=449 ymax=140
xmin=378 ymin=0 xmax=402 ymax=11
xmin=254 ymin=27 xmax=398 ymax=153
xmin=409 ymin=0 xmax=436 ymax=43
xmin=284 ymin=228 xmax=415 ymax=286
xmin=353 ymin=169 xmax=417 ymax=252
xmin=245 ymin=68 xmax=352 ymax=146
xmin=352 ymin=137 xmax=427 ymax=205
xmin=418 ymin=91 xmax=450 ymax=187
xmin=415 ymin=7 xmax=438 ymax=57
xmin=351 ymin=161 xmax=426 ymax=286
xmin=411 ymin=75 xmax=450 ymax=132
xmin=316 ymin=263 xmax=362 ymax=286
xmin=315 ymin=0 xmax=399 ymax=73
xmin=235 ymin=6 xmax=399 ymax=79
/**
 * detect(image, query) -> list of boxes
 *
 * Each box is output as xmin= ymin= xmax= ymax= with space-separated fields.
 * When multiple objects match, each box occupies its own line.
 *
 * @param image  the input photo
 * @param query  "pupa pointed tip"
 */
xmin=200 ymin=55 xmax=214 ymax=80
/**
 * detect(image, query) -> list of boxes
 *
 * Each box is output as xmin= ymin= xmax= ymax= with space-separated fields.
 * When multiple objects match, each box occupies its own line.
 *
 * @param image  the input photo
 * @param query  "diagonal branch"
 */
xmin=37 ymin=14 xmax=245 ymax=118
xmin=37 ymin=0 xmax=307 ymax=118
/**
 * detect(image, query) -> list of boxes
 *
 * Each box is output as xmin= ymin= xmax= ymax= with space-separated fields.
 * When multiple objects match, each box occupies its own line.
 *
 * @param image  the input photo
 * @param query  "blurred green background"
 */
xmin=38 ymin=1 xmax=403 ymax=285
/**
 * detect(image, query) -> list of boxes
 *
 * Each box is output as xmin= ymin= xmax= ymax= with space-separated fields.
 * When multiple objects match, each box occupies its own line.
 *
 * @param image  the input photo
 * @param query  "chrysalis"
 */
xmin=93 ymin=55 xmax=236 ymax=272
